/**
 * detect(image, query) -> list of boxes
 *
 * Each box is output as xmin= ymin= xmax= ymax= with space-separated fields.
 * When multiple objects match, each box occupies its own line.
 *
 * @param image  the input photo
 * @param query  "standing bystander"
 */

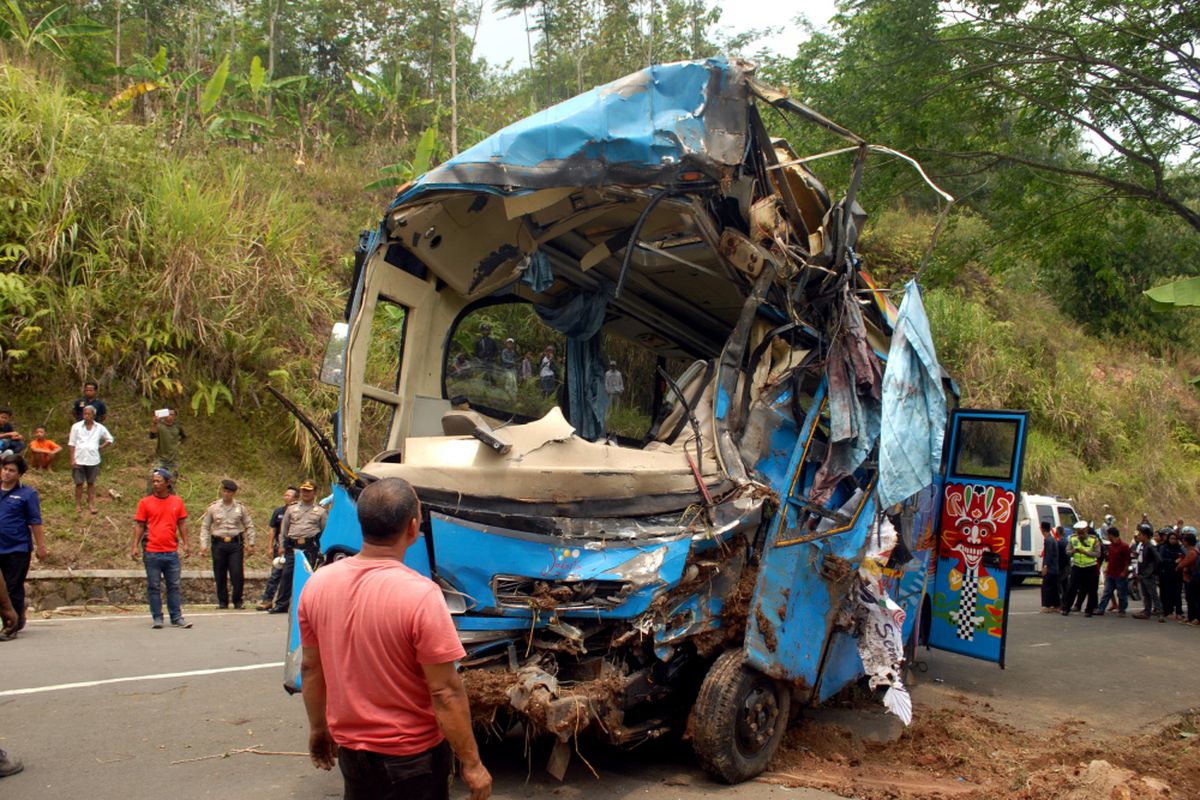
xmin=1132 ymin=526 xmax=1164 ymax=621
xmin=270 ymin=479 xmax=327 ymax=614
xmin=1159 ymin=529 xmax=1185 ymax=620
xmin=258 ymin=486 xmax=299 ymax=610
xmin=71 ymin=381 xmax=108 ymax=423
xmin=1095 ymin=527 xmax=1130 ymax=617
xmin=200 ymin=479 xmax=256 ymax=609
xmin=0 ymin=454 xmax=47 ymax=636
xmin=298 ymin=477 xmax=491 ymax=800
xmin=1039 ymin=521 xmax=1060 ymax=612
xmin=0 ymin=577 xmax=24 ymax=776
xmin=1063 ymin=522 xmax=1100 ymax=617
xmin=130 ymin=469 xmax=192 ymax=629
xmin=149 ymin=409 xmax=186 ymax=481
xmin=1180 ymin=529 xmax=1200 ymax=626
xmin=68 ymin=405 xmax=113 ymax=515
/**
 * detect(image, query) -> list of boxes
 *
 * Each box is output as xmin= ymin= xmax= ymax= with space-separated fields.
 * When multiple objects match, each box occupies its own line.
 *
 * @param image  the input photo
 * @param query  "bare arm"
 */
xmin=176 ymin=519 xmax=189 ymax=557
xmin=131 ymin=521 xmax=147 ymax=559
xmin=300 ymin=645 xmax=337 ymax=770
xmin=31 ymin=523 xmax=46 ymax=561
xmin=423 ymin=661 xmax=492 ymax=800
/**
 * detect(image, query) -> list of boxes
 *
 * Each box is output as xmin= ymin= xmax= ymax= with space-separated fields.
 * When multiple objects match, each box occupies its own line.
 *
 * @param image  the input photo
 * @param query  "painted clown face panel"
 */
xmin=939 ymin=483 xmax=1015 ymax=575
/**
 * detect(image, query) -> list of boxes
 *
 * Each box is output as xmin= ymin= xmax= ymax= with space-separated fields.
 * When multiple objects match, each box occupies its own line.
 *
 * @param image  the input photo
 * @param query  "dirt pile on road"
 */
xmin=762 ymin=697 xmax=1198 ymax=799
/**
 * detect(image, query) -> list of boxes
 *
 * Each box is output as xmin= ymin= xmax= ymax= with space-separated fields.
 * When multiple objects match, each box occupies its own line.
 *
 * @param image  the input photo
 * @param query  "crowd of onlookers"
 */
xmin=0 ymin=381 xmax=325 ymax=643
xmin=1039 ymin=513 xmax=1199 ymax=624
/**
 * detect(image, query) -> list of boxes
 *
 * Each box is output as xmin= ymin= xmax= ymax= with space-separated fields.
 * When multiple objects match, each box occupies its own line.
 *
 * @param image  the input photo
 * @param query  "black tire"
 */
xmin=690 ymin=649 xmax=791 ymax=784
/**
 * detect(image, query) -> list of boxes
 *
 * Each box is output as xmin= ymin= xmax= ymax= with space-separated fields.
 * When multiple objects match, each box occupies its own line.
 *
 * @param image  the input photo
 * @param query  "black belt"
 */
xmin=211 ymin=535 xmax=242 ymax=544
xmin=287 ymin=537 xmax=318 ymax=548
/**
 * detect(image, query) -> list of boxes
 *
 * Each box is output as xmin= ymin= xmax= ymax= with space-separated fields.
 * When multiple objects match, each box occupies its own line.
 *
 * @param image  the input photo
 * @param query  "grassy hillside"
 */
xmin=2 ymin=62 xmax=1199 ymax=572
xmin=860 ymin=210 xmax=1200 ymax=523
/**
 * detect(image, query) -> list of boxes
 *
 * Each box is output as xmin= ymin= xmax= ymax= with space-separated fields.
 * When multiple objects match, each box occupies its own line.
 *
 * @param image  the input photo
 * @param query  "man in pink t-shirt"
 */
xmin=299 ymin=477 xmax=491 ymax=800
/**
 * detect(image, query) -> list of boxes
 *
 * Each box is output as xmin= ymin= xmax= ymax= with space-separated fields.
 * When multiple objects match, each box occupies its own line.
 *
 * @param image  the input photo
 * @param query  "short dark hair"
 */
xmin=0 ymin=452 xmax=28 ymax=476
xmin=0 ymin=407 xmax=11 ymax=416
xmin=1186 ymin=532 xmax=1198 ymax=547
xmin=286 ymin=485 xmax=300 ymax=495
xmin=84 ymin=381 xmax=98 ymax=390
xmin=1107 ymin=526 xmax=1121 ymax=538
xmin=357 ymin=478 xmax=420 ymax=545
xmin=221 ymin=479 xmax=238 ymax=492
xmin=1040 ymin=521 xmax=1052 ymax=532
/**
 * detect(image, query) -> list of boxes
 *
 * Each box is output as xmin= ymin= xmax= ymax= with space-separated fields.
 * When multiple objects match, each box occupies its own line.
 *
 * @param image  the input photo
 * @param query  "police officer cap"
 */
xmin=1073 ymin=520 xmax=1088 ymax=530
xmin=299 ymin=479 xmax=316 ymax=490
xmin=221 ymin=478 xmax=238 ymax=492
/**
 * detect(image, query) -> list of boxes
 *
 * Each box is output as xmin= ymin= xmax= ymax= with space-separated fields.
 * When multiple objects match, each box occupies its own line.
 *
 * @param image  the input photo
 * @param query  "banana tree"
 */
xmin=366 ymin=126 xmax=439 ymax=191
xmin=0 ymin=0 xmax=107 ymax=59
xmin=1144 ymin=278 xmax=1200 ymax=311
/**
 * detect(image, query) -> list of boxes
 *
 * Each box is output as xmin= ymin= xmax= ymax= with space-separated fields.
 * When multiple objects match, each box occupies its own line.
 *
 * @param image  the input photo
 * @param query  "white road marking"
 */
xmin=27 ymin=611 xmax=272 ymax=623
xmin=1028 ymin=642 xmax=1052 ymax=647
xmin=0 ymin=662 xmax=284 ymax=697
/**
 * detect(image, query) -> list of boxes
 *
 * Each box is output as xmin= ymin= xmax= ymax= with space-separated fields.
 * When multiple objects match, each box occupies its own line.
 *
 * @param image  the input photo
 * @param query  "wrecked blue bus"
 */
xmin=279 ymin=57 xmax=1029 ymax=783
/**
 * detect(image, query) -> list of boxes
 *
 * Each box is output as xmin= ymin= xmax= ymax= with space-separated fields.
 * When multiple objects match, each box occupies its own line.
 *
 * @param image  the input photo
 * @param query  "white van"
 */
xmin=1013 ymin=494 xmax=1081 ymax=583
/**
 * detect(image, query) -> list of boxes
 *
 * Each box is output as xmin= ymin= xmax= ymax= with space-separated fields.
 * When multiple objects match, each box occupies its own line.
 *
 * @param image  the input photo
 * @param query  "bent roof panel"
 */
xmin=390 ymin=57 xmax=752 ymax=206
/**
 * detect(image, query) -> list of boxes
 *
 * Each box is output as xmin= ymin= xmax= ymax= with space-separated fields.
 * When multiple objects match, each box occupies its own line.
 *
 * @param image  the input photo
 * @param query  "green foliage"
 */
xmin=1145 ymin=278 xmax=1200 ymax=311
xmin=366 ymin=126 xmax=438 ymax=190
xmin=1 ymin=1 xmax=107 ymax=58
xmin=190 ymin=378 xmax=235 ymax=416
xmin=199 ymin=53 xmax=230 ymax=116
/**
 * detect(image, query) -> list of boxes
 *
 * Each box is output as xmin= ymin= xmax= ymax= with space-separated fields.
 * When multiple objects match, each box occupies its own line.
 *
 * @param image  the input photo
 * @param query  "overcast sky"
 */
xmin=471 ymin=0 xmax=840 ymax=70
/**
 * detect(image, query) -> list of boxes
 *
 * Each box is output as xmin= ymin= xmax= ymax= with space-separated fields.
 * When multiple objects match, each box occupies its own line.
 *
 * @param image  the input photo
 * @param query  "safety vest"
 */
xmin=1071 ymin=535 xmax=1098 ymax=568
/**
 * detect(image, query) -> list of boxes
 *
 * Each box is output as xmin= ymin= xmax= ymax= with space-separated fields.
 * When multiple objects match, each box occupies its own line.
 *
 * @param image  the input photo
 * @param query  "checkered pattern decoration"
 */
xmin=951 ymin=567 xmax=983 ymax=641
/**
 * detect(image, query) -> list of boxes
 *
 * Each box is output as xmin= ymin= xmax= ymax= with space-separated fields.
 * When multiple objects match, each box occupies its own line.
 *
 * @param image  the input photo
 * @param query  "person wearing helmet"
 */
xmin=1063 ymin=521 xmax=1101 ymax=617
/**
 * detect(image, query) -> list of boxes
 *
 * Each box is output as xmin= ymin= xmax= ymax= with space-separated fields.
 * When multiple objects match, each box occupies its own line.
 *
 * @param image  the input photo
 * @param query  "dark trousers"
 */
xmin=1064 ymin=564 xmax=1099 ymax=614
xmin=260 ymin=563 xmax=284 ymax=603
xmin=1187 ymin=581 xmax=1200 ymax=623
xmin=210 ymin=539 xmax=244 ymax=607
xmin=1040 ymin=573 xmax=1060 ymax=608
xmin=272 ymin=545 xmax=319 ymax=612
xmin=1139 ymin=575 xmax=1162 ymax=616
xmin=0 ymin=550 xmax=31 ymax=629
xmin=1161 ymin=573 xmax=1184 ymax=616
xmin=338 ymin=740 xmax=451 ymax=800
xmin=1058 ymin=568 xmax=1071 ymax=607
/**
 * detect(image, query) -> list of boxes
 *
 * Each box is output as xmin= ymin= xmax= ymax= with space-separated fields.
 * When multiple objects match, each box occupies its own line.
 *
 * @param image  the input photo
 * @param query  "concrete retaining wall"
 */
xmin=25 ymin=569 xmax=273 ymax=610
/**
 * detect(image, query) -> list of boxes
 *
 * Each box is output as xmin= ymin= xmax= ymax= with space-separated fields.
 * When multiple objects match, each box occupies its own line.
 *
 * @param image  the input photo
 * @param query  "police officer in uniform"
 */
xmin=269 ymin=479 xmax=327 ymax=614
xmin=199 ymin=479 xmax=256 ymax=609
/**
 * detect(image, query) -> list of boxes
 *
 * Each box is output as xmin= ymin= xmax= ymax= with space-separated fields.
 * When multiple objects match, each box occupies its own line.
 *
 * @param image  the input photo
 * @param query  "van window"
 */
xmin=1058 ymin=506 xmax=1078 ymax=529
xmin=1019 ymin=520 xmax=1031 ymax=553
xmin=1036 ymin=504 xmax=1055 ymax=528
xmin=950 ymin=417 xmax=1019 ymax=481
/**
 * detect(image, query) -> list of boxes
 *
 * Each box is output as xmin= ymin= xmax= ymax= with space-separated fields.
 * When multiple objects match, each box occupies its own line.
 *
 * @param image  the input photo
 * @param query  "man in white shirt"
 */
xmin=68 ymin=405 xmax=114 ymax=515
xmin=604 ymin=360 xmax=625 ymax=408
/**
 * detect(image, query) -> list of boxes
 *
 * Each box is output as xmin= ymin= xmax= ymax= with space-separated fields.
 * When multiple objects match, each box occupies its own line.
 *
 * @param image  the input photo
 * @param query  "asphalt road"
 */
xmin=1 ymin=606 xmax=838 ymax=800
xmin=4 ymin=585 xmax=1198 ymax=799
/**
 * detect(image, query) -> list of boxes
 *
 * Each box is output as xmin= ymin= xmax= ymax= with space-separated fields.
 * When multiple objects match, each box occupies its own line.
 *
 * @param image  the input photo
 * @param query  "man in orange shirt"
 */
xmin=298 ymin=478 xmax=491 ymax=800
xmin=26 ymin=426 xmax=62 ymax=471
xmin=130 ymin=469 xmax=192 ymax=629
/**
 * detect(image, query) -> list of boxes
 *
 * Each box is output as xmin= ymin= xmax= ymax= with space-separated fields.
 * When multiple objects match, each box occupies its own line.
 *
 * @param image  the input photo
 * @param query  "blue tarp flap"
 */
xmin=878 ymin=280 xmax=947 ymax=508
xmin=388 ymin=57 xmax=750 ymax=207
xmin=520 ymin=250 xmax=555 ymax=293
xmin=535 ymin=283 xmax=613 ymax=441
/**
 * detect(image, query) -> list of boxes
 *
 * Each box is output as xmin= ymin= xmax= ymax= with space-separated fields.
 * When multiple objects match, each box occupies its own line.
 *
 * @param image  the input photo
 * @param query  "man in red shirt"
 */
xmin=1096 ymin=526 xmax=1131 ymax=617
xmin=299 ymin=478 xmax=491 ymax=800
xmin=130 ymin=469 xmax=192 ymax=629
